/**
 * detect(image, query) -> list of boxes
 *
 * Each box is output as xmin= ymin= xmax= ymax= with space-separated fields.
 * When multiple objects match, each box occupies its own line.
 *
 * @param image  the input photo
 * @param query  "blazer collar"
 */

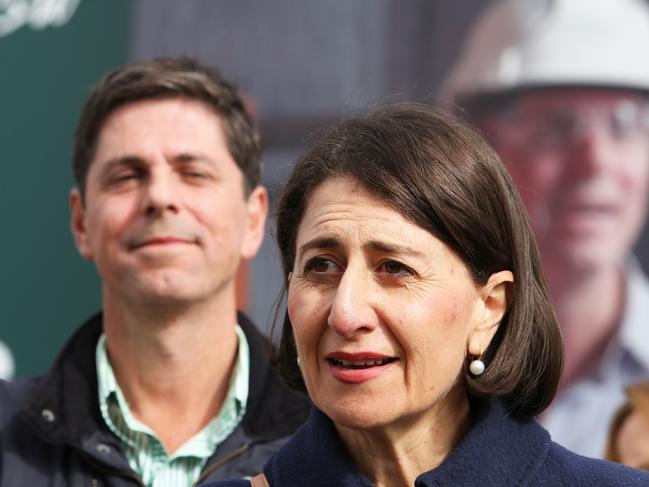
xmin=418 ymin=399 xmax=550 ymax=485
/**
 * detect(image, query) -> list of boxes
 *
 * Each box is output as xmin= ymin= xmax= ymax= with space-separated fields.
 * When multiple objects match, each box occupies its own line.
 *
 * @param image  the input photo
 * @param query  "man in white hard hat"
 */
xmin=441 ymin=0 xmax=649 ymax=458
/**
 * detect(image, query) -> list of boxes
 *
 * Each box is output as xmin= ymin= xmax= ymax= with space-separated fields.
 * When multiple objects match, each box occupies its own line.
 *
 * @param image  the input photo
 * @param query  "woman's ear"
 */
xmin=468 ymin=270 xmax=514 ymax=356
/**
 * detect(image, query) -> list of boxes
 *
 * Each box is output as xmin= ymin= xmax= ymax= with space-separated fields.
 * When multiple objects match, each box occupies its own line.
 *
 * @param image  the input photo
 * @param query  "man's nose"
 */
xmin=327 ymin=266 xmax=378 ymax=338
xmin=143 ymin=169 xmax=179 ymax=216
xmin=569 ymin=123 xmax=617 ymax=179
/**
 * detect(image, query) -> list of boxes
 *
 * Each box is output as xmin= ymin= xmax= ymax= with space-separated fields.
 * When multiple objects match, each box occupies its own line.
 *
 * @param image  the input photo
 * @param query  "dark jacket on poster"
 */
xmin=0 ymin=312 xmax=310 ymax=486
xmin=207 ymin=399 xmax=649 ymax=487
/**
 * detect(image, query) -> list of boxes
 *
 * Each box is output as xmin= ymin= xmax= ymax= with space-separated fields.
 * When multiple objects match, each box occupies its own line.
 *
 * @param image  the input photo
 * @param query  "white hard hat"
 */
xmin=440 ymin=0 xmax=649 ymax=104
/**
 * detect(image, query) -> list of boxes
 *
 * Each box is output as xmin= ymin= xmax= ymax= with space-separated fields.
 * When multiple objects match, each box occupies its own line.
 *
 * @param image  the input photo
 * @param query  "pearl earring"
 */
xmin=296 ymin=356 xmax=301 ymax=368
xmin=469 ymin=357 xmax=485 ymax=376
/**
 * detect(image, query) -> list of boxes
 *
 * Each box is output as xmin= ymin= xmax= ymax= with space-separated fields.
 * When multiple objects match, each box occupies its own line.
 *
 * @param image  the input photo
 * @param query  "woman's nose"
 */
xmin=327 ymin=267 xmax=378 ymax=337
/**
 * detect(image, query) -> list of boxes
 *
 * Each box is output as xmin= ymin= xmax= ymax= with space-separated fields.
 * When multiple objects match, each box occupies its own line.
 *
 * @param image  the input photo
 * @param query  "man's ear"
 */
xmin=468 ymin=270 xmax=514 ymax=356
xmin=241 ymin=185 xmax=269 ymax=260
xmin=70 ymin=188 xmax=93 ymax=261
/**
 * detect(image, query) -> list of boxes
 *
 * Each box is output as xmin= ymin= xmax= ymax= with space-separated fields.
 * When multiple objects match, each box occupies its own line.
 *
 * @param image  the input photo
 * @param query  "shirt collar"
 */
xmin=96 ymin=324 xmax=250 ymax=458
xmin=617 ymin=258 xmax=649 ymax=371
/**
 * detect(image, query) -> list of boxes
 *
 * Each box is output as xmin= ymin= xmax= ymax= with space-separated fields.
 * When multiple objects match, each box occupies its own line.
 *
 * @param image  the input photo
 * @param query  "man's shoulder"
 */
xmin=0 ymin=376 xmax=41 ymax=424
xmin=0 ymin=313 xmax=103 ymax=436
xmin=542 ymin=441 xmax=649 ymax=484
xmin=236 ymin=311 xmax=310 ymax=440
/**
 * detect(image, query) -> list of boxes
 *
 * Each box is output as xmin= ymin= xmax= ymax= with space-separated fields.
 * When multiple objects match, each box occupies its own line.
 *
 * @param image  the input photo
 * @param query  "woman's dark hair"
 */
xmin=273 ymin=103 xmax=562 ymax=417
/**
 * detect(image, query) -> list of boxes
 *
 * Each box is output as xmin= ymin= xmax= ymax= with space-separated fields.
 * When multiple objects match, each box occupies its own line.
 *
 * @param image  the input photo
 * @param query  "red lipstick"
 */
xmin=325 ymin=351 xmax=397 ymax=384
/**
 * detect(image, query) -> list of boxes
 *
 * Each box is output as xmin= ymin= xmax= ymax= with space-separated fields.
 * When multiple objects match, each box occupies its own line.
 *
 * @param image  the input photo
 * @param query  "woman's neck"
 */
xmin=334 ymin=387 xmax=471 ymax=487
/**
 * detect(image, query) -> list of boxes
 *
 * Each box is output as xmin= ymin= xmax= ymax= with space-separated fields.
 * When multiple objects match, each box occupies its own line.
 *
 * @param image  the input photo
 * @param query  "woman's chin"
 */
xmin=320 ymin=400 xmax=397 ymax=431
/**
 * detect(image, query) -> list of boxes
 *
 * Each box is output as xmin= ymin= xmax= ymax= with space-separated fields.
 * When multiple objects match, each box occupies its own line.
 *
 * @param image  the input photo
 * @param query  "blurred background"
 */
xmin=2 ymin=0 xmax=649 ymax=378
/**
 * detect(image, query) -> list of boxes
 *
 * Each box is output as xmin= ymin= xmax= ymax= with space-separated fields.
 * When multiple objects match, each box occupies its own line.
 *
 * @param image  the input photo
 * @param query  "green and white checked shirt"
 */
xmin=96 ymin=326 xmax=249 ymax=487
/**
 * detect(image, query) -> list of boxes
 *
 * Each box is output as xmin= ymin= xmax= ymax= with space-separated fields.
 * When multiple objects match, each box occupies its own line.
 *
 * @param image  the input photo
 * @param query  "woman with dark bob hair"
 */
xmin=208 ymin=105 xmax=649 ymax=486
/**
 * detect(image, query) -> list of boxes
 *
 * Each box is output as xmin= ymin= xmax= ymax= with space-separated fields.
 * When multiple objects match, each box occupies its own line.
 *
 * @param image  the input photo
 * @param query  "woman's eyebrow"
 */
xmin=366 ymin=240 xmax=425 ymax=258
xmin=298 ymin=237 xmax=425 ymax=258
xmin=298 ymin=237 xmax=340 ymax=256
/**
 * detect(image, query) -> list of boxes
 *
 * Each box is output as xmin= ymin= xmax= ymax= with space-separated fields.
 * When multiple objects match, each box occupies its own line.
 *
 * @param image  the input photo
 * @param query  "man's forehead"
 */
xmin=473 ymin=87 xmax=649 ymax=127
xmin=98 ymin=96 xmax=221 ymax=131
xmin=89 ymin=97 xmax=227 ymax=163
xmin=514 ymin=87 xmax=649 ymax=108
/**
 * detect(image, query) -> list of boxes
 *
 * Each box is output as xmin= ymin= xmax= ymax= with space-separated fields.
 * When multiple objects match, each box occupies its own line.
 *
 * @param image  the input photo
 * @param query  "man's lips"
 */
xmin=551 ymin=200 xmax=622 ymax=235
xmin=130 ymin=236 xmax=196 ymax=250
xmin=557 ymin=201 xmax=619 ymax=214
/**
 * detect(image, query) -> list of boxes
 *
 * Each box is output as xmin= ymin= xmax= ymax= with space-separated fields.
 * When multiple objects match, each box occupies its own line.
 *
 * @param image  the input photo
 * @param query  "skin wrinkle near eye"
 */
xmin=100 ymin=157 xmax=224 ymax=195
xmin=99 ymin=157 xmax=146 ymax=187
xmin=297 ymin=243 xmax=467 ymax=301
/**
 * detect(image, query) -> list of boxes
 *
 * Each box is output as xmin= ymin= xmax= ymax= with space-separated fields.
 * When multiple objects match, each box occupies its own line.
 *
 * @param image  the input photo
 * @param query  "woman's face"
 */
xmin=288 ymin=177 xmax=509 ymax=430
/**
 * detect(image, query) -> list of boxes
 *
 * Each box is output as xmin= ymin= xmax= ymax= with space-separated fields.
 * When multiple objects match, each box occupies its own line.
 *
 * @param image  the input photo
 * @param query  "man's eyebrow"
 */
xmin=98 ymin=153 xmax=217 ymax=178
xmin=298 ymin=237 xmax=340 ymax=256
xmin=172 ymin=152 xmax=215 ymax=165
xmin=98 ymin=156 xmax=144 ymax=179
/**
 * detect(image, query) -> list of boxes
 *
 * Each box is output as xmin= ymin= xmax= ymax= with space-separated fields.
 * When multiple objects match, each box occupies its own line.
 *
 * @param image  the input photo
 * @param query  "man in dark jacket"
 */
xmin=0 ymin=57 xmax=309 ymax=486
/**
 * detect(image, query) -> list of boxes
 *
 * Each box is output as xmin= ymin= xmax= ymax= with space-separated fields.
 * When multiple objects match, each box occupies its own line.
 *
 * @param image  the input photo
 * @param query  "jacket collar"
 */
xmin=22 ymin=312 xmax=108 ymax=446
xmin=417 ymin=399 xmax=550 ymax=485
xmin=21 ymin=313 xmax=132 ymax=470
xmin=266 ymin=407 xmax=374 ymax=487
xmin=267 ymin=399 xmax=550 ymax=486
xmin=21 ymin=311 xmax=308 ymax=460
xmin=237 ymin=312 xmax=310 ymax=442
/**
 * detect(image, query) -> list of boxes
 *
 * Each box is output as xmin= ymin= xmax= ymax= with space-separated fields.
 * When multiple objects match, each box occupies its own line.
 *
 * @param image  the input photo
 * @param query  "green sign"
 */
xmin=0 ymin=0 xmax=131 ymax=377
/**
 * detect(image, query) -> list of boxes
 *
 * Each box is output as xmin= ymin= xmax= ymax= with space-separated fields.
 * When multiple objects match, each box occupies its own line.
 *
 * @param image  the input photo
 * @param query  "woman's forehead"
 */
xmin=297 ymin=178 xmax=411 ymax=237
xmin=294 ymin=178 xmax=460 ymax=262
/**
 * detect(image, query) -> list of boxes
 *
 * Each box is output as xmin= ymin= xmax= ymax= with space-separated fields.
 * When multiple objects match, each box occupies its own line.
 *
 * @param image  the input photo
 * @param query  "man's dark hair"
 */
xmin=73 ymin=56 xmax=261 ymax=197
xmin=272 ymin=103 xmax=563 ymax=417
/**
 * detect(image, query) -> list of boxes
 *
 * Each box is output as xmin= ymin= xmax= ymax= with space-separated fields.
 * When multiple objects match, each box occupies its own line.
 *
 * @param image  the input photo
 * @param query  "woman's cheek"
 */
xmin=288 ymin=285 xmax=322 ymax=353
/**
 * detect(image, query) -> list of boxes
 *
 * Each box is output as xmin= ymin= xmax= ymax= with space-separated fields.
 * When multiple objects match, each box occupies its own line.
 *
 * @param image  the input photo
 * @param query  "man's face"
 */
xmin=480 ymin=89 xmax=649 ymax=273
xmin=71 ymin=98 xmax=267 ymax=307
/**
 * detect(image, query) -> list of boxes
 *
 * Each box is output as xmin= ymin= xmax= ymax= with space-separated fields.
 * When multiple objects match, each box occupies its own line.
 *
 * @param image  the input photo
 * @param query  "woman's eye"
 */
xmin=303 ymin=257 xmax=340 ymax=275
xmin=379 ymin=260 xmax=414 ymax=278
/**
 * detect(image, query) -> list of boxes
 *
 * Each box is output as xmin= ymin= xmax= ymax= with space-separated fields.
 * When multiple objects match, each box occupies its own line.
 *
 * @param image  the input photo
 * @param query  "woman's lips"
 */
xmin=325 ymin=352 xmax=397 ymax=384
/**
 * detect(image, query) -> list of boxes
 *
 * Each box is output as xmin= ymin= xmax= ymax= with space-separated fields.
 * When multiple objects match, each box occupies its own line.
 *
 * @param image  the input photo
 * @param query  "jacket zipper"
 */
xmin=193 ymin=442 xmax=251 ymax=486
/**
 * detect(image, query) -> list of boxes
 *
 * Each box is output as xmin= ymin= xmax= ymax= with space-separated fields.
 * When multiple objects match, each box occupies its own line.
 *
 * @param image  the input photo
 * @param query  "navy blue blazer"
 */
xmin=207 ymin=399 xmax=649 ymax=486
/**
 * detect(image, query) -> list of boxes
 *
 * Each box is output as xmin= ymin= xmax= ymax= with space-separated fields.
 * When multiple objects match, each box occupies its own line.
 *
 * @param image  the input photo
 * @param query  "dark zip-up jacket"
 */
xmin=0 ymin=312 xmax=310 ymax=486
